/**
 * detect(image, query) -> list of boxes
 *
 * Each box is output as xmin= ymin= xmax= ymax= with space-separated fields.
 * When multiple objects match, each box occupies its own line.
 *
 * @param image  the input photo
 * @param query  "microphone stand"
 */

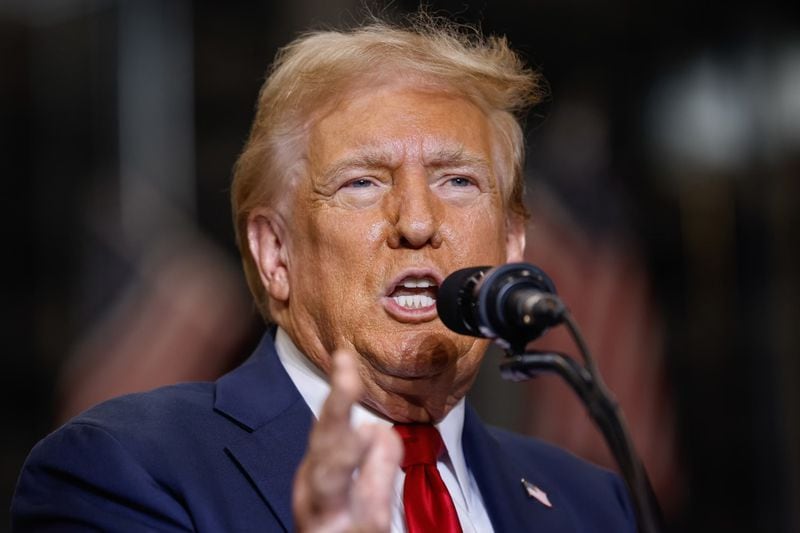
xmin=499 ymin=311 xmax=663 ymax=533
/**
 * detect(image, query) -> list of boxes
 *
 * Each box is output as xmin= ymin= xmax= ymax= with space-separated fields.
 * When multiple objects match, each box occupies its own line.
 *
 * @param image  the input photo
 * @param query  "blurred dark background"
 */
xmin=1 ymin=1 xmax=798 ymax=531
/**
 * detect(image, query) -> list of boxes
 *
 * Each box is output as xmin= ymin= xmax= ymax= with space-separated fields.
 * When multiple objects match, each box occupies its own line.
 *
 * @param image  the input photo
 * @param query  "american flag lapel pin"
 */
xmin=521 ymin=478 xmax=553 ymax=508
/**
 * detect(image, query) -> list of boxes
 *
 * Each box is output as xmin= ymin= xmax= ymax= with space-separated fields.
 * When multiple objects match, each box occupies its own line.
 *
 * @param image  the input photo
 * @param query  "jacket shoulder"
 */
xmin=73 ymin=382 xmax=217 ymax=435
xmin=486 ymin=424 xmax=615 ymax=477
xmin=11 ymin=382 xmax=234 ymax=532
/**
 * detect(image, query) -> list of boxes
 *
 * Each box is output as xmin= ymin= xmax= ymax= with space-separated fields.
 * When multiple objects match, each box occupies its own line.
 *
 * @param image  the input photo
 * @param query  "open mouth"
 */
xmin=388 ymin=276 xmax=439 ymax=311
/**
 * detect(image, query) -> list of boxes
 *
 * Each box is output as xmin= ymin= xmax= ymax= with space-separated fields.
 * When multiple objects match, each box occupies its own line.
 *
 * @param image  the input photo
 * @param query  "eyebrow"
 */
xmin=321 ymin=150 xmax=399 ymax=183
xmin=321 ymin=145 xmax=492 ymax=183
xmin=422 ymin=146 xmax=492 ymax=173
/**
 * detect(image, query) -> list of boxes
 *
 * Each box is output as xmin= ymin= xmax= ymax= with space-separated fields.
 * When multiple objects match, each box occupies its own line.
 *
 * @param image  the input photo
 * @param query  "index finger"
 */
xmin=301 ymin=350 xmax=365 ymax=509
xmin=317 ymin=349 xmax=362 ymax=429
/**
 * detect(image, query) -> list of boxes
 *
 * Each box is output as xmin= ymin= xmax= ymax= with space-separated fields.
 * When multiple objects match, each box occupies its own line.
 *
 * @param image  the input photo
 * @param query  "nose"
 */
xmin=386 ymin=173 xmax=443 ymax=249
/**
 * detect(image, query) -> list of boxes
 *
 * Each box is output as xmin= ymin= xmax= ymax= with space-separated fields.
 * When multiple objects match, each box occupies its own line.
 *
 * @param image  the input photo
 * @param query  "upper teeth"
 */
xmin=393 ymin=294 xmax=435 ymax=309
xmin=401 ymin=278 xmax=435 ymax=288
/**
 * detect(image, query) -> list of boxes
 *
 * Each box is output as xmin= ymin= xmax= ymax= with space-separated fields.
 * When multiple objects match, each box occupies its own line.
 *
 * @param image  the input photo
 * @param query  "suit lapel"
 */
xmin=214 ymin=334 xmax=314 ymax=532
xmin=462 ymin=404 xmax=577 ymax=532
xmin=224 ymin=401 xmax=311 ymax=532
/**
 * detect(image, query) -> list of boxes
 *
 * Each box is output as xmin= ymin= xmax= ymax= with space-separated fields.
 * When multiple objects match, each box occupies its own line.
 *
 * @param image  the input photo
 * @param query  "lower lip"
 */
xmin=381 ymin=296 xmax=439 ymax=323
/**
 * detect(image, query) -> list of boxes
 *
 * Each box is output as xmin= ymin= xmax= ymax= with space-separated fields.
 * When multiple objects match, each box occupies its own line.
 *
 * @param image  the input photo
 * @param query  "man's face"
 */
xmin=261 ymin=83 xmax=524 ymax=422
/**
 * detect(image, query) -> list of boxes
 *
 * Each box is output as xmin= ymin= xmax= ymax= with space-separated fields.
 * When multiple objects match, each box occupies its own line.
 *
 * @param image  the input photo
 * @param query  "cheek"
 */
xmin=444 ymin=205 xmax=508 ymax=260
xmin=293 ymin=211 xmax=388 ymax=296
xmin=314 ymin=212 xmax=387 ymax=256
xmin=296 ymin=207 xmax=382 ymax=255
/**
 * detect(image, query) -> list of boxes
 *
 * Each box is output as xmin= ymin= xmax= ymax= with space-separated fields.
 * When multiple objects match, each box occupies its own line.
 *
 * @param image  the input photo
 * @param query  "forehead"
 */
xmin=306 ymin=82 xmax=496 ymax=170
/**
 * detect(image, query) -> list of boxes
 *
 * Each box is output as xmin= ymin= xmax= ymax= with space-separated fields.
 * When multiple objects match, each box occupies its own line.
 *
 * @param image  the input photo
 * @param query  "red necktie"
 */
xmin=394 ymin=424 xmax=463 ymax=533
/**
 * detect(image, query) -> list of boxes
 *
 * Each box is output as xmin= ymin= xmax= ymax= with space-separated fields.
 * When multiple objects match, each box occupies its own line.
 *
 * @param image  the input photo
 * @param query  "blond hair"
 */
xmin=232 ymin=13 xmax=544 ymax=320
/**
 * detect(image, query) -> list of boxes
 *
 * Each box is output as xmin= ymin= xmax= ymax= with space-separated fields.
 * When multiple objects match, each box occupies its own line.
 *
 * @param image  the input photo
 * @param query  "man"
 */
xmin=12 ymin=14 xmax=637 ymax=532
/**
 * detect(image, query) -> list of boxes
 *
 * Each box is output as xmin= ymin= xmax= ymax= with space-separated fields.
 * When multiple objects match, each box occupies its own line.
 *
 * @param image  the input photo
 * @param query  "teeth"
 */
xmin=393 ymin=294 xmax=435 ymax=309
xmin=401 ymin=278 xmax=435 ymax=288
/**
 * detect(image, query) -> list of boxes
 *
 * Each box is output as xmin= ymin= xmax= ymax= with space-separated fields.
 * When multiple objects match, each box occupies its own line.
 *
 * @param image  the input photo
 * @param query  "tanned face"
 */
xmin=249 ymin=82 xmax=525 ymax=423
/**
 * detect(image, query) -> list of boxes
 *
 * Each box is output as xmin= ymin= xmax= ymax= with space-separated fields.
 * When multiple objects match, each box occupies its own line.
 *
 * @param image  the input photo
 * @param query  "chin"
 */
xmin=361 ymin=390 xmax=450 ymax=424
xmin=364 ymin=329 xmax=464 ymax=378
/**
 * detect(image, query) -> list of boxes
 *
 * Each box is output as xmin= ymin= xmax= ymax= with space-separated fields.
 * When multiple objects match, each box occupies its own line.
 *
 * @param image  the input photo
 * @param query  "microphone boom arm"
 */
xmin=500 ymin=310 xmax=663 ymax=533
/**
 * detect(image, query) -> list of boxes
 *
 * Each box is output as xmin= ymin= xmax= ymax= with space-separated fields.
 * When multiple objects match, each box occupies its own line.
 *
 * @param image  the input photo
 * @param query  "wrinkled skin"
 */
xmin=247 ymin=82 xmax=525 ymax=532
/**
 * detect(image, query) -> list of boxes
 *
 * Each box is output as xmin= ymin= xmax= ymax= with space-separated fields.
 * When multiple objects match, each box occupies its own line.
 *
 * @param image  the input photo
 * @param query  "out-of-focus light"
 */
xmin=647 ymin=54 xmax=754 ymax=179
xmin=648 ymin=39 xmax=800 ymax=183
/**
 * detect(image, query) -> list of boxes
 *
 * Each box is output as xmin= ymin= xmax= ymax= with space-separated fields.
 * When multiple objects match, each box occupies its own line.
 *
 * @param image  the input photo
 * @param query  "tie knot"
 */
xmin=394 ymin=424 xmax=444 ymax=469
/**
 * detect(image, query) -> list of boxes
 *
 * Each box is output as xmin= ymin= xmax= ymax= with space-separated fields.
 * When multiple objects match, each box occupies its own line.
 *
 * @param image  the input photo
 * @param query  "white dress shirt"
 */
xmin=275 ymin=328 xmax=494 ymax=533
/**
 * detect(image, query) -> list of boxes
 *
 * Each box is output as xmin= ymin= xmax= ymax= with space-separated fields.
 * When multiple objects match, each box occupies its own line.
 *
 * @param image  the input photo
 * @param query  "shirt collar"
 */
xmin=274 ymin=327 xmax=472 ymax=505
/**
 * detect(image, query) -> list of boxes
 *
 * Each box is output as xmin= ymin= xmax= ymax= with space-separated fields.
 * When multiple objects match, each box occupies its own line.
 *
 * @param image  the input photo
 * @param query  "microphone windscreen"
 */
xmin=436 ymin=266 xmax=489 ymax=336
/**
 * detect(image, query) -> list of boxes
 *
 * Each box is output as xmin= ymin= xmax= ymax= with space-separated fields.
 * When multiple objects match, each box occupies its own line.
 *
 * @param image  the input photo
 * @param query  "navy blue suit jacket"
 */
xmin=12 ymin=334 xmax=637 ymax=532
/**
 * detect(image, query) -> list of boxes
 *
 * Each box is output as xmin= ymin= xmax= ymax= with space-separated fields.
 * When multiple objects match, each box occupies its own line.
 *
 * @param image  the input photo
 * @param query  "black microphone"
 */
xmin=437 ymin=263 xmax=565 ymax=350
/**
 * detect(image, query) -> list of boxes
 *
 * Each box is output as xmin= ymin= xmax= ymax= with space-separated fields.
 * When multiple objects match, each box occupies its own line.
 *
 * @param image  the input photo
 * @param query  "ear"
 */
xmin=247 ymin=208 xmax=290 ymax=303
xmin=505 ymin=215 xmax=526 ymax=263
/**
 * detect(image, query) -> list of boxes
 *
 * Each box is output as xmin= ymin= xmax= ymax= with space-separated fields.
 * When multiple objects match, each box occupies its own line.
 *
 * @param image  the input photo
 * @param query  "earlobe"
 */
xmin=505 ymin=216 xmax=527 ymax=263
xmin=247 ymin=209 xmax=290 ymax=302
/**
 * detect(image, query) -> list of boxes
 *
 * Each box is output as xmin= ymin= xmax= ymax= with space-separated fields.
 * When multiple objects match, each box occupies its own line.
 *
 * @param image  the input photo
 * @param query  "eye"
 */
xmin=446 ymin=176 xmax=474 ymax=187
xmin=344 ymin=177 xmax=377 ymax=188
xmin=335 ymin=176 xmax=384 ymax=209
xmin=434 ymin=173 xmax=481 ymax=203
